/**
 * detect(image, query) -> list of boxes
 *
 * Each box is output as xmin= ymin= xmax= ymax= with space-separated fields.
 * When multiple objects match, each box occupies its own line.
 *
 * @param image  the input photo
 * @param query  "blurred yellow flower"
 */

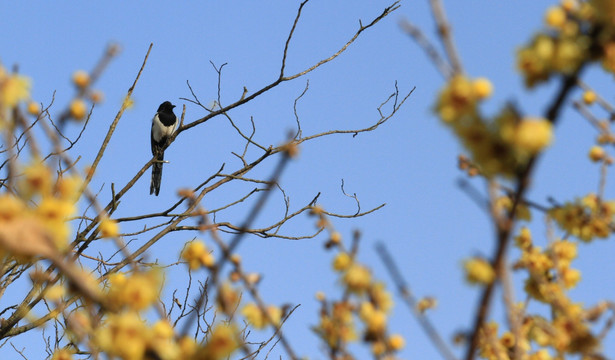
xmin=588 ymin=145 xmax=605 ymax=162
xmin=69 ymin=99 xmax=87 ymax=120
xmin=464 ymin=257 xmax=495 ymax=284
xmin=72 ymin=70 xmax=90 ymax=89
xmin=21 ymin=161 xmax=53 ymax=198
xmin=199 ymin=323 xmax=239 ymax=359
xmin=241 ymin=302 xmax=282 ymax=329
xmin=342 ymin=263 xmax=371 ymax=293
xmin=181 ymin=240 xmax=210 ymax=270
xmin=473 ymin=77 xmax=493 ymax=99
xmin=106 ymin=269 xmax=162 ymax=311
xmin=582 ymin=90 xmax=597 ymax=105
xmin=513 ymin=118 xmax=553 ymax=155
xmin=388 ymin=333 xmax=405 ymax=351
xmin=94 ymin=312 xmax=147 ymax=360
xmin=27 ymin=101 xmax=40 ymax=116
xmin=545 ymin=6 xmax=567 ymax=28
xmin=332 ymin=252 xmax=352 ymax=271
xmin=99 ymin=217 xmax=119 ymax=238
xmin=0 ymin=69 xmax=31 ymax=108
xmin=50 ymin=348 xmax=73 ymax=360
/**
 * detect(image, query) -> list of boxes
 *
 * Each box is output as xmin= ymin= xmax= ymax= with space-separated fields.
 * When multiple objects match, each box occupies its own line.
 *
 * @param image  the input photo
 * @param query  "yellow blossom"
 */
xmin=0 ymin=70 xmax=31 ymax=107
xmin=27 ymin=101 xmax=40 ymax=116
xmin=69 ymin=99 xmax=87 ymax=120
xmin=560 ymin=267 xmax=581 ymax=288
xmin=388 ymin=333 xmax=405 ymax=351
xmin=529 ymin=349 xmax=552 ymax=360
xmin=332 ymin=252 xmax=352 ymax=271
xmin=369 ymin=282 xmax=393 ymax=312
xmin=520 ymin=247 xmax=553 ymax=275
xmin=500 ymin=331 xmax=515 ymax=348
xmin=72 ymin=70 xmax=90 ymax=88
xmin=329 ymin=231 xmax=342 ymax=245
xmin=342 ymin=263 xmax=371 ymax=293
xmin=51 ymin=348 xmax=74 ymax=360
xmin=0 ymin=194 xmax=27 ymax=224
xmin=550 ymin=239 xmax=577 ymax=263
xmin=35 ymin=197 xmax=75 ymax=251
xmin=106 ymin=269 xmax=162 ymax=311
xmin=495 ymin=196 xmax=532 ymax=221
xmin=513 ymin=118 xmax=553 ymax=155
xmin=148 ymin=320 xmax=179 ymax=359
xmin=435 ymin=75 xmax=479 ymax=122
xmin=371 ymin=341 xmax=386 ymax=356
xmin=517 ymin=35 xmax=554 ymax=87
xmin=561 ymin=0 xmax=576 ymax=12
xmin=20 ymin=161 xmax=53 ymax=198
xmin=583 ymin=90 xmax=597 ymax=105
xmin=242 ymin=303 xmax=282 ymax=329
xmin=515 ymin=227 xmax=532 ymax=250
xmin=316 ymin=301 xmax=357 ymax=347
xmin=545 ymin=6 xmax=567 ymax=28
xmin=178 ymin=337 xmax=198 ymax=359
xmin=416 ymin=297 xmax=437 ymax=313
xmin=464 ymin=257 xmax=495 ymax=285
xmin=473 ymin=77 xmax=493 ymax=99
xmin=217 ymin=282 xmax=241 ymax=315
xmin=94 ymin=312 xmax=148 ymax=360
xmin=588 ymin=145 xmax=605 ymax=162
xmin=181 ymin=240 xmax=208 ymax=270
xmin=45 ymin=284 xmax=66 ymax=302
xmin=199 ymin=323 xmax=239 ymax=359
xmin=99 ymin=217 xmax=119 ymax=238
xmin=55 ymin=175 xmax=82 ymax=202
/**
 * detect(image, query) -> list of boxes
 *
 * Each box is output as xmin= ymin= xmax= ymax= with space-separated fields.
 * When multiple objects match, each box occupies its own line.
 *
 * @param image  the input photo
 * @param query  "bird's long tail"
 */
xmin=150 ymin=151 xmax=164 ymax=196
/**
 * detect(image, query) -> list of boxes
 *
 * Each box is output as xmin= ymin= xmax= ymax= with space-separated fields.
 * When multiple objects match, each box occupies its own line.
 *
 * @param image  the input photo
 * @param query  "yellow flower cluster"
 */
xmin=517 ymin=1 xmax=615 ymax=88
xmin=316 ymin=300 xmax=358 ymax=347
xmin=464 ymin=257 xmax=495 ymax=285
xmin=181 ymin=240 xmax=215 ymax=270
xmin=94 ymin=312 xmax=231 ymax=360
xmin=314 ymin=236 xmax=401 ymax=356
xmin=216 ymin=282 xmax=241 ymax=315
xmin=0 ymin=162 xmax=81 ymax=259
xmin=0 ymin=64 xmax=31 ymax=111
xmin=106 ymin=269 xmax=162 ymax=311
xmin=91 ymin=310 xmax=239 ymax=360
xmin=549 ymin=193 xmax=615 ymax=241
xmin=486 ymin=223 xmax=606 ymax=356
xmin=477 ymin=322 xmax=516 ymax=360
xmin=67 ymin=70 xmax=104 ymax=121
xmin=241 ymin=302 xmax=282 ymax=329
xmin=495 ymin=195 xmax=532 ymax=222
xmin=99 ymin=216 xmax=119 ymax=238
xmin=435 ymin=77 xmax=553 ymax=177
xmin=478 ymin=299 xmax=601 ymax=358
xmin=434 ymin=75 xmax=490 ymax=123
xmin=514 ymin=227 xmax=581 ymax=303
xmin=50 ymin=348 xmax=74 ymax=360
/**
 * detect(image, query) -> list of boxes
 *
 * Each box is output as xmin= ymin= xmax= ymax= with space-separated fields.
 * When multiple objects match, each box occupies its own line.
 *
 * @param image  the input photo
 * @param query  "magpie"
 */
xmin=150 ymin=101 xmax=178 ymax=196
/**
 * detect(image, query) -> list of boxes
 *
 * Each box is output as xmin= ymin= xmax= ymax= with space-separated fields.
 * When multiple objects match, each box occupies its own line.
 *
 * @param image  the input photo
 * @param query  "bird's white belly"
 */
xmin=152 ymin=115 xmax=175 ymax=142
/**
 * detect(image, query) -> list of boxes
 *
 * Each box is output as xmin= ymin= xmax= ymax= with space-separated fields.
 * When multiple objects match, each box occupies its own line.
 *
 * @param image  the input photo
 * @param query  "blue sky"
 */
xmin=2 ymin=0 xmax=615 ymax=358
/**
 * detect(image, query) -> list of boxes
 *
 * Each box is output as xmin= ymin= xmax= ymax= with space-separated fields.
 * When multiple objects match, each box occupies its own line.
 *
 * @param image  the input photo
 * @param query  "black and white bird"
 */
xmin=150 ymin=101 xmax=178 ymax=196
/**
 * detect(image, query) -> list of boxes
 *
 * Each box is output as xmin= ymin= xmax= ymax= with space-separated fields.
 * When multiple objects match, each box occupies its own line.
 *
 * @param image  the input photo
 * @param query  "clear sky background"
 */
xmin=2 ymin=1 xmax=615 ymax=359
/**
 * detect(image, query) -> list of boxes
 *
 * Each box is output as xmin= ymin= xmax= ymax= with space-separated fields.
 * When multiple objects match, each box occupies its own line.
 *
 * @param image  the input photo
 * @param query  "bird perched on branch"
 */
xmin=150 ymin=101 xmax=177 ymax=196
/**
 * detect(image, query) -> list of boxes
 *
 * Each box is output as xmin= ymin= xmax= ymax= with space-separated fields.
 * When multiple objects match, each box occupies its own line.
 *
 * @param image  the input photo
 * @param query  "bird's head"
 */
xmin=158 ymin=101 xmax=176 ymax=112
